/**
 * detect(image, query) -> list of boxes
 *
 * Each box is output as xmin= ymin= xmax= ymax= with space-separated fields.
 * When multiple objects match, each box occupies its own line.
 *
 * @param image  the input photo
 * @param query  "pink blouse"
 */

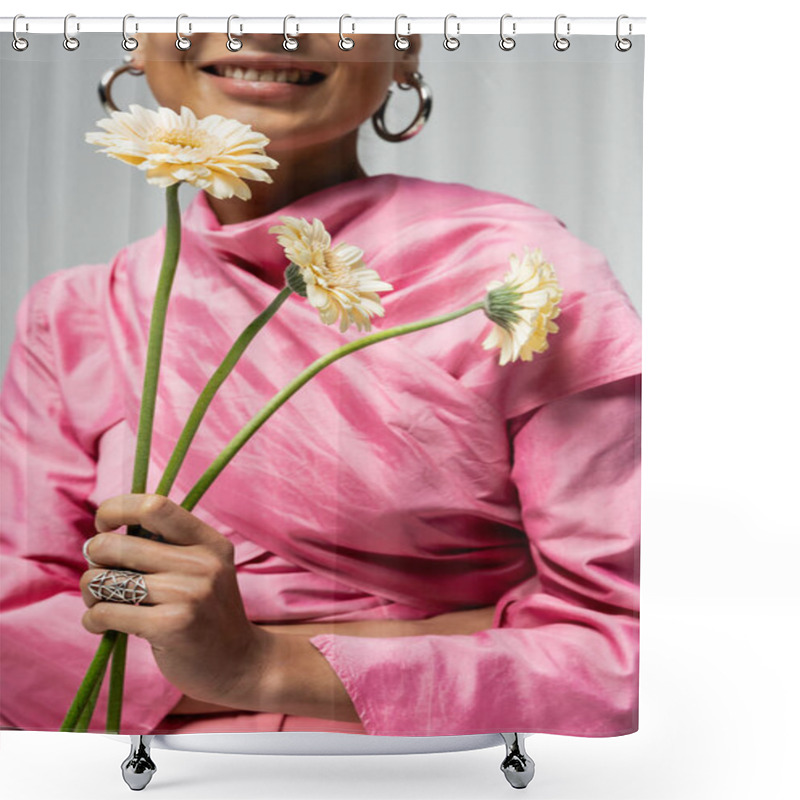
xmin=0 ymin=175 xmax=641 ymax=736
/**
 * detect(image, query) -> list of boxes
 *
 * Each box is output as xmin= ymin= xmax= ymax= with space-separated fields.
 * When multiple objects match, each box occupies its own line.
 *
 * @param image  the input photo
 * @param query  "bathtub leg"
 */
xmin=500 ymin=733 xmax=535 ymax=789
xmin=121 ymin=735 xmax=157 ymax=791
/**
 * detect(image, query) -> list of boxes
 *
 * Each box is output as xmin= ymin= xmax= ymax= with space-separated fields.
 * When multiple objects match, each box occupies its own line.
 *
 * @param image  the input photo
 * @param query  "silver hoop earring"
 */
xmin=98 ymin=57 xmax=144 ymax=114
xmin=371 ymin=72 xmax=432 ymax=143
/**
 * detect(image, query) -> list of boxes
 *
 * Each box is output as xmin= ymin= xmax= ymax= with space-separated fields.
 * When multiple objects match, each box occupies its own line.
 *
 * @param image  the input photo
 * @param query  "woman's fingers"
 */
xmin=95 ymin=494 xmax=233 ymax=554
xmin=84 ymin=531 xmax=217 ymax=576
xmin=82 ymin=599 xmax=189 ymax=642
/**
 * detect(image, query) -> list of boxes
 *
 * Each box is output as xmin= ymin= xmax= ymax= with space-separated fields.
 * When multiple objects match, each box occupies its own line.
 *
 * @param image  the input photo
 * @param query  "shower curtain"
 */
xmin=0 ymin=23 xmax=643 ymax=739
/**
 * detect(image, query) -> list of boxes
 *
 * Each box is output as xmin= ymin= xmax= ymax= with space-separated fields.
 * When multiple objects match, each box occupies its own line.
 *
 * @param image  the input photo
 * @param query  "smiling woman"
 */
xmin=0 ymin=29 xmax=642 ymax=754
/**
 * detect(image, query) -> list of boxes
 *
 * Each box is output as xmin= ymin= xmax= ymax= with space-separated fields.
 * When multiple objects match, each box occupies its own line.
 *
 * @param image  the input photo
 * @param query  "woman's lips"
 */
xmin=200 ymin=60 xmax=327 ymax=101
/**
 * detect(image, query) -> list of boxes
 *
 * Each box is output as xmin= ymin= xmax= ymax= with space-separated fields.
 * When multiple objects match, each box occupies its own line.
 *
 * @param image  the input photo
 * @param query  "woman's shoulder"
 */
xmin=20 ymin=261 xmax=112 ymax=328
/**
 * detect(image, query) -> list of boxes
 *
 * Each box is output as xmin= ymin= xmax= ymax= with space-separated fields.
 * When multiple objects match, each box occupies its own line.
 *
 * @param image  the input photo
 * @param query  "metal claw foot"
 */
xmin=121 ymin=735 xmax=156 ymax=791
xmin=500 ymin=733 xmax=535 ymax=789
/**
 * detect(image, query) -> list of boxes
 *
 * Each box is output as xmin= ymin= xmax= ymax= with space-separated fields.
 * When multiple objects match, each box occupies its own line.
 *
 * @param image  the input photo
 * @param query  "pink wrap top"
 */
xmin=0 ymin=175 xmax=641 ymax=736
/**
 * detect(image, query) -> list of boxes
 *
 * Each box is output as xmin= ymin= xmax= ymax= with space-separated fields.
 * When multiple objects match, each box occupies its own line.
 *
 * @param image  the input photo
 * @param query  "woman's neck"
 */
xmin=206 ymin=136 xmax=367 ymax=226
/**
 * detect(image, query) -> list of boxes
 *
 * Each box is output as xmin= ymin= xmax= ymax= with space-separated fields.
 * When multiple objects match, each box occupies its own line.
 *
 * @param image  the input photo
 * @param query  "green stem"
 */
xmin=74 ymin=666 xmax=105 ymax=733
xmin=107 ymin=183 xmax=183 ymax=733
xmin=181 ymin=301 xmax=484 ymax=512
xmin=132 ymin=182 xmax=182 ymax=493
xmin=106 ymin=631 xmax=128 ymax=733
xmin=155 ymin=286 xmax=293 ymax=497
xmin=60 ymin=630 xmax=118 ymax=732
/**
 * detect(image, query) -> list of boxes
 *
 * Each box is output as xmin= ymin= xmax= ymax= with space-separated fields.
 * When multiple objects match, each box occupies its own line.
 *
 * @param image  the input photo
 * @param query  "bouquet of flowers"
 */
xmin=61 ymin=104 xmax=563 ymax=732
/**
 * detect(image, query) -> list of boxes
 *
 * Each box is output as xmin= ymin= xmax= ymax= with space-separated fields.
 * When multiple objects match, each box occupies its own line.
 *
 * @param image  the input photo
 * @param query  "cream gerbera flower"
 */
xmin=482 ymin=248 xmax=563 ymax=365
xmin=85 ymin=104 xmax=278 ymax=200
xmin=270 ymin=216 xmax=393 ymax=332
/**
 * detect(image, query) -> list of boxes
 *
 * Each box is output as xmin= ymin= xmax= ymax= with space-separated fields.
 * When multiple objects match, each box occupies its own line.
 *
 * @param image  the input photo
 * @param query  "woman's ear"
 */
xmin=391 ymin=34 xmax=422 ymax=84
xmin=128 ymin=32 xmax=147 ymax=71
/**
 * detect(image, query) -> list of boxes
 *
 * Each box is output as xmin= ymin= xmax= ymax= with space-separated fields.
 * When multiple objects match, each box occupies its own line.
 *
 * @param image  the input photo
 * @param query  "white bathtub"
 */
xmin=113 ymin=731 xmax=535 ymax=790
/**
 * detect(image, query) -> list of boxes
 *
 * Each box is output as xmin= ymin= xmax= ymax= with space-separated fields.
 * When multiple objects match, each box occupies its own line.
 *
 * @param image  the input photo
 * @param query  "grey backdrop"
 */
xmin=0 ymin=34 xmax=643 ymax=370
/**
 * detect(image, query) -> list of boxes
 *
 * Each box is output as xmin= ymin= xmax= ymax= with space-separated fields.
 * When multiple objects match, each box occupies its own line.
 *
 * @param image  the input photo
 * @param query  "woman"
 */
xmin=0 ymin=33 xmax=641 ymax=736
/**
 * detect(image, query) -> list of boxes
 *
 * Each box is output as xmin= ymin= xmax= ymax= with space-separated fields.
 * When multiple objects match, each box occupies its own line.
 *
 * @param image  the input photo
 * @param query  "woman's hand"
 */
xmin=80 ymin=494 xmax=274 ymax=711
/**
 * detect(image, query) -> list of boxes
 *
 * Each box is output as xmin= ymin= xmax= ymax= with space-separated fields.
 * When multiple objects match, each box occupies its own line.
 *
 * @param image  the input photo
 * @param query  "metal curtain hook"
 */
xmin=122 ymin=14 xmax=138 ymax=51
xmin=443 ymin=14 xmax=460 ymax=51
xmin=394 ymin=15 xmax=410 ymax=51
xmin=227 ymin=15 xmax=243 ymax=51
xmin=615 ymin=15 xmax=632 ymax=51
xmin=283 ymin=15 xmax=299 ymax=51
xmin=553 ymin=14 xmax=570 ymax=51
xmin=339 ymin=14 xmax=355 ymax=50
xmin=12 ymin=14 xmax=29 ymax=51
xmin=63 ymin=14 xmax=80 ymax=51
xmin=176 ymin=14 xmax=191 ymax=50
xmin=499 ymin=14 xmax=516 ymax=51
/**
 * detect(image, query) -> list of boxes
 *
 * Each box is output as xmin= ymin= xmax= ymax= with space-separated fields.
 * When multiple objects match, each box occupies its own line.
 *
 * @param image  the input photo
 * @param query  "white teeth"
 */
xmin=218 ymin=65 xmax=315 ymax=84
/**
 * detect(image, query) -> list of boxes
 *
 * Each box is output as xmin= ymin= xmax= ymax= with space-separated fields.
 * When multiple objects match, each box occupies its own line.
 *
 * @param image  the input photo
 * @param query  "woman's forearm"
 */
xmin=258 ymin=605 xmax=496 ymax=639
xmin=170 ymin=606 xmax=496 ymax=718
xmin=168 ymin=631 xmax=359 ymax=722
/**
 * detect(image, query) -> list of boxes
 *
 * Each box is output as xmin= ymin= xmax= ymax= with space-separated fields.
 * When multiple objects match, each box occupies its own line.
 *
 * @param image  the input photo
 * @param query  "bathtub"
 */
xmin=116 ymin=731 xmax=535 ymax=790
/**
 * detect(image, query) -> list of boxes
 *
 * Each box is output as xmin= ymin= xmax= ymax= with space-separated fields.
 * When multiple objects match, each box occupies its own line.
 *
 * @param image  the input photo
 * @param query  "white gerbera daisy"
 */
xmin=85 ymin=104 xmax=278 ymax=200
xmin=270 ymin=216 xmax=393 ymax=332
xmin=482 ymin=248 xmax=563 ymax=365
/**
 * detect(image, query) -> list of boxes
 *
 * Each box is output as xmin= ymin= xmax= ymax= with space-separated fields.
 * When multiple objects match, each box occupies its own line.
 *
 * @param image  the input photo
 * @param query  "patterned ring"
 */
xmin=88 ymin=570 xmax=149 ymax=605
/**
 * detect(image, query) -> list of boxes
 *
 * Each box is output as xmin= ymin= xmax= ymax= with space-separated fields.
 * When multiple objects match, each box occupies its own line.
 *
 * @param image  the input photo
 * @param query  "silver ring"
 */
xmin=122 ymin=14 xmax=138 ymax=51
xmin=283 ymin=15 xmax=299 ymax=51
xmin=63 ymin=14 xmax=80 ymax=51
xmin=12 ymin=15 xmax=29 ymax=52
xmin=615 ymin=15 xmax=632 ymax=52
xmin=227 ymin=15 xmax=243 ymax=51
xmin=82 ymin=538 xmax=100 ymax=568
xmin=553 ymin=14 xmax=570 ymax=51
xmin=176 ymin=14 xmax=191 ymax=51
xmin=339 ymin=15 xmax=355 ymax=50
xmin=499 ymin=14 xmax=516 ymax=51
xmin=88 ymin=570 xmax=149 ymax=606
xmin=443 ymin=14 xmax=460 ymax=51
xmin=394 ymin=15 xmax=410 ymax=51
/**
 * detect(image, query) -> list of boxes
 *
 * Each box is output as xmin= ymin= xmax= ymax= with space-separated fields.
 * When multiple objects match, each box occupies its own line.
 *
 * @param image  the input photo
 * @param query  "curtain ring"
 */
xmin=122 ymin=14 xmax=138 ymax=52
xmin=394 ymin=15 xmax=410 ymax=51
xmin=63 ymin=14 xmax=80 ymax=51
xmin=553 ymin=14 xmax=570 ymax=51
xmin=283 ymin=15 xmax=299 ymax=51
xmin=12 ymin=15 xmax=29 ymax=52
xmin=615 ymin=15 xmax=632 ymax=52
xmin=499 ymin=14 xmax=516 ymax=51
xmin=339 ymin=15 xmax=355 ymax=50
xmin=443 ymin=14 xmax=460 ymax=51
xmin=176 ymin=14 xmax=191 ymax=50
xmin=227 ymin=15 xmax=243 ymax=51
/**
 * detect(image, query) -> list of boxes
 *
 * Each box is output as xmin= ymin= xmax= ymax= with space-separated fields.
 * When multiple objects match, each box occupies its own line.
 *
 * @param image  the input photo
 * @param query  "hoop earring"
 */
xmin=371 ymin=72 xmax=432 ymax=143
xmin=98 ymin=58 xmax=144 ymax=115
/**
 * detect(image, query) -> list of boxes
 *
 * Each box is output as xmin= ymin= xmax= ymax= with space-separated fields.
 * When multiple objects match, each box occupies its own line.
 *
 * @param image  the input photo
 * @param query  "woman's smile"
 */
xmin=198 ymin=55 xmax=329 ymax=101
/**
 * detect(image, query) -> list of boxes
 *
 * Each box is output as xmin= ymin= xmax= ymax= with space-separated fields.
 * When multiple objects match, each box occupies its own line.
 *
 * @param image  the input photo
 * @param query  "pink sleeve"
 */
xmin=0 ymin=277 xmax=182 ymax=732
xmin=310 ymin=374 xmax=640 ymax=736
